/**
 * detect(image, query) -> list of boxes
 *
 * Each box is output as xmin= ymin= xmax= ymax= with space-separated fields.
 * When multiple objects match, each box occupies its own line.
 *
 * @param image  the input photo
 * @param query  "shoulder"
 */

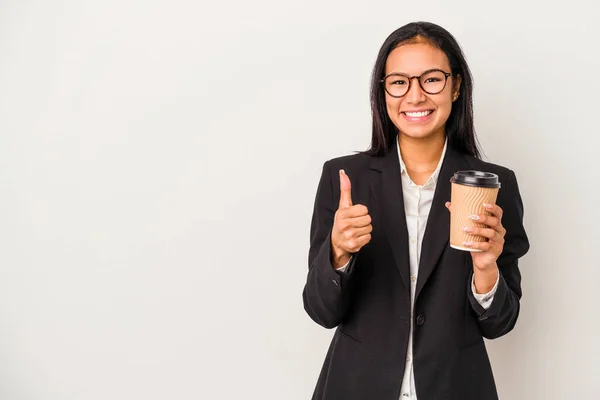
xmin=322 ymin=152 xmax=373 ymax=177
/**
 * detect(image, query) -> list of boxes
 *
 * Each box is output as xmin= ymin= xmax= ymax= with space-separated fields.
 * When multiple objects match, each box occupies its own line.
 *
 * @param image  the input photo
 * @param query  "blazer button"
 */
xmin=416 ymin=314 xmax=425 ymax=326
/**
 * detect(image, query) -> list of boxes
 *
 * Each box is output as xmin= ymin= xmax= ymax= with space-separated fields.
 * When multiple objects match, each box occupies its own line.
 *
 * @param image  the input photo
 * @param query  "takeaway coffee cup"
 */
xmin=449 ymin=171 xmax=501 ymax=252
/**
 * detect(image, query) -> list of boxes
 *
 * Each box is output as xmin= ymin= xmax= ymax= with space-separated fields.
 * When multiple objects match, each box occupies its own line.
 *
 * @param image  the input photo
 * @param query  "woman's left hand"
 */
xmin=445 ymin=202 xmax=506 ymax=271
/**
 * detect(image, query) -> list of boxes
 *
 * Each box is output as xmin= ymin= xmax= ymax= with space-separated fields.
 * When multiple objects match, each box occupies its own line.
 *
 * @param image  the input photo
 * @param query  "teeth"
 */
xmin=405 ymin=111 xmax=432 ymax=117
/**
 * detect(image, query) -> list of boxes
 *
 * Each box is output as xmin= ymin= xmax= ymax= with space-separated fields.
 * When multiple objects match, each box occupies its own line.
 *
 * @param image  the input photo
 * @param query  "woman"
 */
xmin=303 ymin=22 xmax=530 ymax=400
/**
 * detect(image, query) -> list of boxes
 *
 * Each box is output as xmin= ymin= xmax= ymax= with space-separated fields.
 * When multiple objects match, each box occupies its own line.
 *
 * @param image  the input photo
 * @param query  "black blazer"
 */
xmin=303 ymin=145 xmax=530 ymax=400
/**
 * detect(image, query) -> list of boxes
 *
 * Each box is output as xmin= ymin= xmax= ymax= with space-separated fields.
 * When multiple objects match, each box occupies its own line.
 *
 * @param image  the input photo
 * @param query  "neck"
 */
xmin=398 ymin=132 xmax=445 ymax=172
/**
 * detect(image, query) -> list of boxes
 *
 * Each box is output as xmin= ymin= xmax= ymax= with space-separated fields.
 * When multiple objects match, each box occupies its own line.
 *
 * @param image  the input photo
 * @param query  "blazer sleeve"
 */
xmin=467 ymin=169 xmax=530 ymax=339
xmin=302 ymin=161 xmax=358 ymax=329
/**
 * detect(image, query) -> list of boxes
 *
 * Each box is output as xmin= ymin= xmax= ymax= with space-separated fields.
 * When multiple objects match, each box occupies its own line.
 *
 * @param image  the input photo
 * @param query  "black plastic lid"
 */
xmin=450 ymin=170 xmax=501 ymax=188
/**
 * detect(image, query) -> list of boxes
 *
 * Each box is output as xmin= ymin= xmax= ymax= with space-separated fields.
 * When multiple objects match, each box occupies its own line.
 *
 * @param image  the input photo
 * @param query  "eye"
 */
xmin=424 ymin=77 xmax=442 ymax=83
xmin=391 ymin=79 xmax=407 ymax=85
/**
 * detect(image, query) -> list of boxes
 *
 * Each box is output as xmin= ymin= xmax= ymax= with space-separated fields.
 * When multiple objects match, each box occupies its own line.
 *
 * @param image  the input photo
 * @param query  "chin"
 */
xmin=397 ymin=125 xmax=437 ymax=139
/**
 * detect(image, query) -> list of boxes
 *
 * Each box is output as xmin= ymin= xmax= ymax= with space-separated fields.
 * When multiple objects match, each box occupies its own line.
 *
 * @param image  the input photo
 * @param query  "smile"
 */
xmin=401 ymin=109 xmax=434 ymax=122
xmin=402 ymin=110 xmax=433 ymax=117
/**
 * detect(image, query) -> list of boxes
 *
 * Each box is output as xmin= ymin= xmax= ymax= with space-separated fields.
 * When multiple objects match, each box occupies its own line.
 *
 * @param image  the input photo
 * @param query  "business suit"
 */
xmin=303 ymin=143 xmax=530 ymax=400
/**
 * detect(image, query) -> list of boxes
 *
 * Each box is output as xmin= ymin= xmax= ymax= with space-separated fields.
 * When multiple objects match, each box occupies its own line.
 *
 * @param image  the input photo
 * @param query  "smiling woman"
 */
xmin=367 ymin=23 xmax=479 ymax=161
xmin=302 ymin=21 xmax=530 ymax=400
xmin=383 ymin=49 xmax=458 ymax=139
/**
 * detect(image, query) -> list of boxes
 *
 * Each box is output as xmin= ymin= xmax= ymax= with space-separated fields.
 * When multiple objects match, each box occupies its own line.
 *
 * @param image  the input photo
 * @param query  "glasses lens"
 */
xmin=420 ymin=70 xmax=447 ymax=94
xmin=384 ymin=75 xmax=409 ymax=97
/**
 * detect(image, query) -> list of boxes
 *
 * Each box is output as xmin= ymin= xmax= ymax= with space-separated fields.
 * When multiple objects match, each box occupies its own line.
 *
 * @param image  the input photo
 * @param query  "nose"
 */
xmin=405 ymin=77 xmax=426 ymax=104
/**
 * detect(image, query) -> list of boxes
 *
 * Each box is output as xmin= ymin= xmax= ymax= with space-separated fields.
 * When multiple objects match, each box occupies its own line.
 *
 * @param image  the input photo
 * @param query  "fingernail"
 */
xmin=468 ymin=215 xmax=480 ymax=221
xmin=340 ymin=169 xmax=345 ymax=175
xmin=463 ymin=241 xmax=473 ymax=247
xmin=483 ymin=203 xmax=493 ymax=209
xmin=463 ymin=227 xmax=473 ymax=233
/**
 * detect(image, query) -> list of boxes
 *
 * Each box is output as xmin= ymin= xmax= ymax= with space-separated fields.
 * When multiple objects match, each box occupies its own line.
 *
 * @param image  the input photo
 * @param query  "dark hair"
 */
xmin=366 ymin=21 xmax=482 ymax=158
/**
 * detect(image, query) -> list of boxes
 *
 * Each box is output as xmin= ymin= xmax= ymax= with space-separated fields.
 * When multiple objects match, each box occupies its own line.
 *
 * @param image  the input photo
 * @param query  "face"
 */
xmin=383 ymin=41 xmax=461 ymax=141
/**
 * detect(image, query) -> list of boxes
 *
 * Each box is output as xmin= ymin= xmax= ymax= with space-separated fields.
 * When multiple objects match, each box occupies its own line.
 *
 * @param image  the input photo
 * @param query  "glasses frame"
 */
xmin=380 ymin=68 xmax=453 ymax=98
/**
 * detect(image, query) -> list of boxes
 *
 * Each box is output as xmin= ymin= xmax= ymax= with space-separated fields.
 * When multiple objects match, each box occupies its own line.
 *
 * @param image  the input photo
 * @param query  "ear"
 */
xmin=453 ymin=74 xmax=462 ymax=100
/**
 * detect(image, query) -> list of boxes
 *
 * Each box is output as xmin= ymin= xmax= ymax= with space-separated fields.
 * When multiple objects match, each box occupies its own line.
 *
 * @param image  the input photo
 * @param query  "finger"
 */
xmin=339 ymin=204 xmax=369 ymax=219
xmin=354 ymin=224 xmax=373 ymax=237
xmin=348 ymin=214 xmax=372 ymax=228
xmin=339 ymin=169 xmax=353 ymax=209
xmin=462 ymin=240 xmax=493 ymax=252
xmin=336 ymin=209 xmax=369 ymax=232
xmin=488 ymin=231 xmax=505 ymax=244
xmin=445 ymin=202 xmax=452 ymax=212
xmin=354 ymin=233 xmax=372 ymax=250
xmin=345 ymin=233 xmax=371 ymax=253
xmin=344 ymin=224 xmax=373 ymax=240
xmin=463 ymin=226 xmax=496 ymax=239
xmin=483 ymin=203 xmax=503 ymax=220
xmin=473 ymin=214 xmax=506 ymax=235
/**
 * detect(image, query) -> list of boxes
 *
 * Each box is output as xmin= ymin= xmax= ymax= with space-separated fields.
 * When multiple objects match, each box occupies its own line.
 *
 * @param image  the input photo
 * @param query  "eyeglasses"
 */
xmin=380 ymin=69 xmax=452 ymax=98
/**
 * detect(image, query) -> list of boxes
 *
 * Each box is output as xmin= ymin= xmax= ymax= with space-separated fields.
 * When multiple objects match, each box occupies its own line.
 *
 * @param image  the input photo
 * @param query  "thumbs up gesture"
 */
xmin=331 ymin=169 xmax=373 ymax=268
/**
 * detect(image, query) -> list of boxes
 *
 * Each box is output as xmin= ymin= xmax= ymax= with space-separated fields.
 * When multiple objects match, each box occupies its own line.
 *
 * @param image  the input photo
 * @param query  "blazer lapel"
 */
xmin=369 ymin=149 xmax=410 ymax=290
xmin=414 ymin=146 xmax=471 ymax=301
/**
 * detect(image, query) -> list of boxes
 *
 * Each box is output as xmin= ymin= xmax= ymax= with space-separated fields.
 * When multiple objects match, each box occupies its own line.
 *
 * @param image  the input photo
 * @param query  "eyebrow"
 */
xmin=385 ymin=68 xmax=446 ymax=76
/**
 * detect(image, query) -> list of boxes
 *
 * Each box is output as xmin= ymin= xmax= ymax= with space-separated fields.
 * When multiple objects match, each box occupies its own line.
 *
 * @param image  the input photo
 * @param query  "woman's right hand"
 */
xmin=330 ymin=169 xmax=373 ymax=269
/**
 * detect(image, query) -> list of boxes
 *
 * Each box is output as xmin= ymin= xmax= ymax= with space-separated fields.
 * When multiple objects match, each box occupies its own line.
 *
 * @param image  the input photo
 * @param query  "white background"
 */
xmin=1 ymin=1 xmax=599 ymax=399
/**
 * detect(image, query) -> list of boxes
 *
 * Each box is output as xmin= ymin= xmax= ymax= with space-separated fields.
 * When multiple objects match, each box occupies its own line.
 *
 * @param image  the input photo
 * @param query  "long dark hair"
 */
xmin=366 ymin=21 xmax=482 ymax=158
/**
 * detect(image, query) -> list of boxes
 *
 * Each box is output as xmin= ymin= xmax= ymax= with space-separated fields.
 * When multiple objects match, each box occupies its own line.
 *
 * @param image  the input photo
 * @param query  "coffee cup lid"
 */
xmin=450 ymin=170 xmax=501 ymax=188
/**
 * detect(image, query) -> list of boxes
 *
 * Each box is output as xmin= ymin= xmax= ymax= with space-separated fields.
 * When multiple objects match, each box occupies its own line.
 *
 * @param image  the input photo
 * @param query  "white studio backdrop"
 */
xmin=0 ymin=1 xmax=598 ymax=399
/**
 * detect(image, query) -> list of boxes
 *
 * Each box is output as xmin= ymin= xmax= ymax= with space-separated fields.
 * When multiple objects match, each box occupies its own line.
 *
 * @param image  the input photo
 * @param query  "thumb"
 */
xmin=339 ymin=169 xmax=353 ymax=209
xmin=445 ymin=201 xmax=452 ymax=212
